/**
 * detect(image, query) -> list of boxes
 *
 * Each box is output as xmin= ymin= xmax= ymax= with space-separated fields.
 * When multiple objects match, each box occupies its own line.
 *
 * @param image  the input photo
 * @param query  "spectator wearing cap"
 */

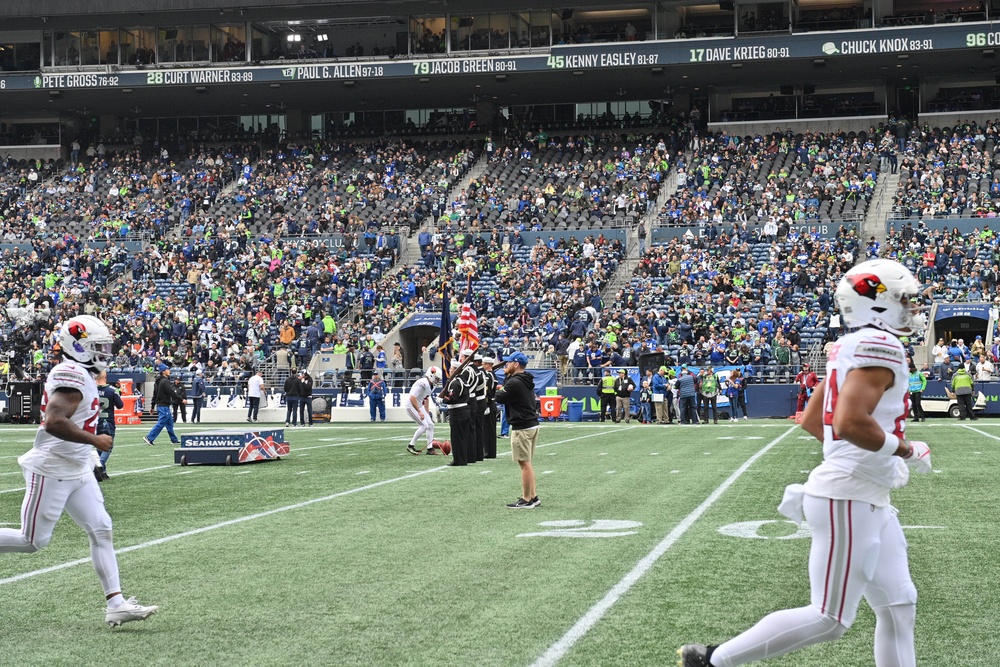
xmin=298 ymin=370 xmax=314 ymax=426
xmin=652 ymin=366 xmax=672 ymax=424
xmin=191 ymin=370 xmax=206 ymax=423
xmin=598 ymin=368 xmax=616 ymax=422
xmin=283 ymin=370 xmax=303 ymax=427
xmin=171 ymin=375 xmax=189 ymax=424
xmin=495 ymin=352 xmax=541 ymax=509
xmin=366 ymin=371 xmax=388 ymax=422
xmin=143 ymin=364 xmax=182 ymax=446
xmin=613 ymin=368 xmax=635 ymax=423
xmin=795 ymin=362 xmax=819 ymax=413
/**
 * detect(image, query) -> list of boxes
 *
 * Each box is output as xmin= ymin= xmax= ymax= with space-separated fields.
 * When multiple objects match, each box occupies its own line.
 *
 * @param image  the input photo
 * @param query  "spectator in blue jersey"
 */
xmin=95 ymin=370 xmax=124 ymax=480
xmin=367 ymin=372 xmax=388 ymax=422
xmin=676 ymin=367 xmax=700 ymax=425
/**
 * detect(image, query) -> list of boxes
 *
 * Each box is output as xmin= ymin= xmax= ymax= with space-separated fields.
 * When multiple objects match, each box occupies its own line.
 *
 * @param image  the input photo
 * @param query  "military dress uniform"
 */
xmin=483 ymin=366 xmax=499 ymax=459
xmin=458 ymin=363 xmax=481 ymax=463
xmin=472 ymin=361 xmax=488 ymax=462
xmin=442 ymin=369 xmax=474 ymax=466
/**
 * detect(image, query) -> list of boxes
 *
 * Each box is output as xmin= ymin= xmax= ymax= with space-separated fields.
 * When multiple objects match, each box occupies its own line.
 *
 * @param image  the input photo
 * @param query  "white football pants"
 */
xmin=406 ymin=404 xmax=435 ymax=448
xmin=711 ymin=494 xmax=917 ymax=667
xmin=0 ymin=470 xmax=122 ymax=597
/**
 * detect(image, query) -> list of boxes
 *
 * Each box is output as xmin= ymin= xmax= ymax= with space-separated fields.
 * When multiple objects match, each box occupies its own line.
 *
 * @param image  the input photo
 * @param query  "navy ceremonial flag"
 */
xmin=432 ymin=282 xmax=453 ymax=379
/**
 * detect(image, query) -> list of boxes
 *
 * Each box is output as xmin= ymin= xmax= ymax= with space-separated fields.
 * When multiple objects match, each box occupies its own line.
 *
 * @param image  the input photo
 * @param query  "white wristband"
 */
xmin=878 ymin=432 xmax=900 ymax=456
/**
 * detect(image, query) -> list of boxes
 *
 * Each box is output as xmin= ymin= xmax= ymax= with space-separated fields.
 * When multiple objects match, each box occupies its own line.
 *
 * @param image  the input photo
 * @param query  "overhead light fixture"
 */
xmin=287 ymin=34 xmax=301 ymax=42
xmin=269 ymin=83 xmax=280 ymax=88
xmin=418 ymin=77 xmax=430 ymax=82
xmin=195 ymin=86 xmax=208 ymax=93
xmin=731 ymin=63 xmax=742 ymax=68
xmin=495 ymin=74 xmax=507 ymax=82
xmin=316 ymin=34 xmax=328 ymax=42
xmin=651 ymin=66 xmax=663 ymax=74
xmin=121 ymin=88 xmax=133 ymax=94
xmin=572 ymin=70 xmax=583 ymax=76
xmin=897 ymin=54 xmax=908 ymax=60
xmin=813 ymin=58 xmax=825 ymax=65
xmin=343 ymin=80 xmax=356 ymax=87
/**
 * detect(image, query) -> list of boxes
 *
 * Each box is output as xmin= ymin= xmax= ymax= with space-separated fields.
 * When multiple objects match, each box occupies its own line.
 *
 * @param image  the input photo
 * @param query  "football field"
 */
xmin=0 ymin=419 xmax=996 ymax=666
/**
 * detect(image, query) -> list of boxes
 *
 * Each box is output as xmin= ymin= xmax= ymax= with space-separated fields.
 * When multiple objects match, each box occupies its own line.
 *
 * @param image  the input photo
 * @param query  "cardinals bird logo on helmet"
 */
xmin=836 ymin=259 xmax=926 ymax=336
xmin=849 ymin=274 xmax=886 ymax=301
xmin=57 ymin=315 xmax=115 ymax=372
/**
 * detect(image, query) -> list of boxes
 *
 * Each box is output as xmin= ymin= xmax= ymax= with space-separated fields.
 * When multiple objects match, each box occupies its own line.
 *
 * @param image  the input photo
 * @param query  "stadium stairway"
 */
xmin=600 ymin=164 xmax=678 ymax=300
xmin=395 ymin=151 xmax=488 ymax=270
xmin=861 ymin=171 xmax=898 ymax=248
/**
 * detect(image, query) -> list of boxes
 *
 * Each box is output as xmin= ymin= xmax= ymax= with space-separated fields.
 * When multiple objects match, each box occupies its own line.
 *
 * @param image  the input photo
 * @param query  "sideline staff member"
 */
xmin=495 ymin=352 xmax=540 ymax=508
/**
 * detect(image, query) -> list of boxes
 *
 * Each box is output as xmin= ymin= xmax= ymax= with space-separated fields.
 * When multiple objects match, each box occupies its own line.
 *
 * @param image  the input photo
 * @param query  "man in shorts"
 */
xmin=495 ymin=352 xmax=541 ymax=509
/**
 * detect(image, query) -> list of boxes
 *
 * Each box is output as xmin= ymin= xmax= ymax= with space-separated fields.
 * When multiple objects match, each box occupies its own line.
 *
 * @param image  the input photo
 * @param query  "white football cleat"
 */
xmin=106 ymin=596 xmax=159 ymax=627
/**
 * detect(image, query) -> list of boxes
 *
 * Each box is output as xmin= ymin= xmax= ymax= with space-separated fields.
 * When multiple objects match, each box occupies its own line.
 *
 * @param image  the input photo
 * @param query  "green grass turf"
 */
xmin=0 ymin=420 xmax=996 ymax=666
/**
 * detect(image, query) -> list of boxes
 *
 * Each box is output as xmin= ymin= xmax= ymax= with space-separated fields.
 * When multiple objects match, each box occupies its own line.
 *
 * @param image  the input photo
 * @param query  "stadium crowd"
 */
xmin=4 ymin=122 xmax=1000 ymax=395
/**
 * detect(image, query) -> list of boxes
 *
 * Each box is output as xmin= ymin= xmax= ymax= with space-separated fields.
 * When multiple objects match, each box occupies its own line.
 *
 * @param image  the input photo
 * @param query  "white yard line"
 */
xmin=0 ymin=425 xmax=627 ymax=587
xmin=957 ymin=424 xmax=1000 ymax=440
xmin=0 ymin=465 xmax=174 ymax=495
xmin=0 ymin=466 xmax=449 ymax=587
xmin=528 ymin=425 xmax=797 ymax=667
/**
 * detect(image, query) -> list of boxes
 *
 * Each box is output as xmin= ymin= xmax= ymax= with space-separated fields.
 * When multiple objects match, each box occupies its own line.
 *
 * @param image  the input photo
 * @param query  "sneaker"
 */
xmin=506 ymin=497 xmax=534 ymax=509
xmin=425 ymin=448 xmax=437 ymax=455
xmin=676 ymin=644 xmax=715 ymax=667
xmin=285 ymin=423 xmax=290 ymax=427
xmin=406 ymin=445 xmax=420 ymax=456
xmin=170 ymin=440 xmax=181 ymax=445
xmin=528 ymin=496 xmax=541 ymax=508
xmin=742 ymin=416 xmax=748 ymax=420
xmin=142 ymin=436 xmax=154 ymax=447
xmin=105 ymin=596 xmax=159 ymax=627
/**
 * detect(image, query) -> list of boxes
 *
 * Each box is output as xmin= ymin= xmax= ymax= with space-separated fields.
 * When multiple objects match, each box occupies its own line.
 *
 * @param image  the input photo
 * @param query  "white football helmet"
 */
xmin=835 ymin=259 xmax=927 ymax=336
xmin=58 ymin=315 xmax=115 ymax=372
xmin=425 ymin=366 xmax=442 ymax=386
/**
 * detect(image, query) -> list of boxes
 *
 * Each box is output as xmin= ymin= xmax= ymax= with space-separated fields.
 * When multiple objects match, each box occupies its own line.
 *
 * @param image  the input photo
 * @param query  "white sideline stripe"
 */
xmin=0 ymin=466 xmax=449 ymax=587
xmin=958 ymin=424 xmax=1000 ymax=440
xmin=529 ymin=425 xmax=797 ymax=667
xmin=0 ymin=465 xmax=174 ymax=495
xmin=0 ymin=426 xmax=624 ymax=587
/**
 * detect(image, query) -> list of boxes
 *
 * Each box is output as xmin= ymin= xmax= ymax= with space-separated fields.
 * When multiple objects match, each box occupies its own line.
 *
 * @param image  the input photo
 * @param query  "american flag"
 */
xmin=457 ymin=275 xmax=479 ymax=352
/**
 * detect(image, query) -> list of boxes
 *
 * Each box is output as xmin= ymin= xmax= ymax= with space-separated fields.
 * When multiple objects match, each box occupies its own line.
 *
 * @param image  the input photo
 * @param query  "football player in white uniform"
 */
xmin=0 ymin=315 xmax=159 ymax=627
xmin=406 ymin=366 xmax=440 ymax=456
xmin=680 ymin=259 xmax=932 ymax=667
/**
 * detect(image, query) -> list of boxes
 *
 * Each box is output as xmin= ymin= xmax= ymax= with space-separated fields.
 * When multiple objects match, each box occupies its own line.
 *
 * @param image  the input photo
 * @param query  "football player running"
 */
xmin=0 ymin=315 xmax=159 ymax=627
xmin=679 ymin=259 xmax=932 ymax=667
xmin=406 ymin=366 xmax=441 ymax=456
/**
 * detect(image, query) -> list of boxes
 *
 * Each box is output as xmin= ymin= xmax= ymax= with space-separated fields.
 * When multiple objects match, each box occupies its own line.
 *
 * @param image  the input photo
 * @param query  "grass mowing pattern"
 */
xmin=0 ymin=421 xmax=995 ymax=666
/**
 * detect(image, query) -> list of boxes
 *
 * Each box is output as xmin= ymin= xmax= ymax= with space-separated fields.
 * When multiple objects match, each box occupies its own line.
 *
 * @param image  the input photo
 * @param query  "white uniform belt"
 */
xmin=449 ymin=402 xmax=468 ymax=408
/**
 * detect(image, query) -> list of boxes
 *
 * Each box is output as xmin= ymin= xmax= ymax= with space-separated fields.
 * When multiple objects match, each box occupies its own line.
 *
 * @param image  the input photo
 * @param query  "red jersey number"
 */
xmin=822 ymin=369 xmax=841 ymax=440
xmin=39 ymin=390 xmax=99 ymax=434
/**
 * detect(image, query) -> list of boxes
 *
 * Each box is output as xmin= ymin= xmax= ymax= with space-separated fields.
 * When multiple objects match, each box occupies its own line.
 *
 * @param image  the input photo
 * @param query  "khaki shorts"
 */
xmin=510 ymin=427 xmax=539 ymax=462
